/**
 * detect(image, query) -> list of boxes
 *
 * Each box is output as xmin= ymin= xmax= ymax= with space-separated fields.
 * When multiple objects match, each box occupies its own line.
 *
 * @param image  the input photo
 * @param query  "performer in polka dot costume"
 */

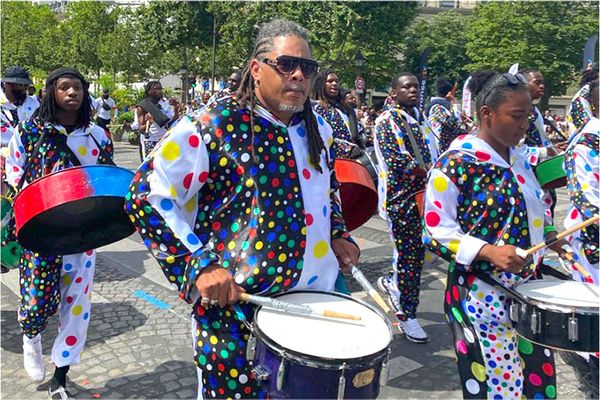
xmin=373 ymin=73 xmax=437 ymax=343
xmin=1 ymin=66 xmax=40 ymax=148
xmin=126 ymin=19 xmax=359 ymax=399
xmin=423 ymin=70 xmax=573 ymax=399
xmin=312 ymin=68 xmax=364 ymax=159
xmin=427 ymin=78 xmax=466 ymax=154
xmin=564 ymin=81 xmax=599 ymax=284
xmin=4 ymin=68 xmax=113 ymax=398
xmin=567 ymin=63 xmax=598 ymax=137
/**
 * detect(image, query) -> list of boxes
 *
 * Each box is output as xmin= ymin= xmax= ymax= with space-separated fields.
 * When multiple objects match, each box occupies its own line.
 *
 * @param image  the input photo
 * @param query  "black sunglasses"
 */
xmin=262 ymin=55 xmax=319 ymax=78
xmin=480 ymin=73 xmax=528 ymax=105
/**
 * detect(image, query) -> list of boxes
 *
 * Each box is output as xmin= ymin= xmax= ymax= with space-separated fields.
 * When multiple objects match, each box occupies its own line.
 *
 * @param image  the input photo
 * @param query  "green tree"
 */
xmin=404 ymin=11 xmax=471 ymax=95
xmin=465 ymin=1 xmax=599 ymax=107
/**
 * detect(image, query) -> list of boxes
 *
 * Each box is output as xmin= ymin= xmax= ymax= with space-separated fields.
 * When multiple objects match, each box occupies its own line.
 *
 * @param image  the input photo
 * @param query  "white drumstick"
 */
xmin=350 ymin=265 xmax=391 ymax=314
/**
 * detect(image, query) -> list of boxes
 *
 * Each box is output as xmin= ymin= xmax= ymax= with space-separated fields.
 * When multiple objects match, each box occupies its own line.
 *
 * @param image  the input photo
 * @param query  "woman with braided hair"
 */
xmin=126 ymin=18 xmax=359 ymax=399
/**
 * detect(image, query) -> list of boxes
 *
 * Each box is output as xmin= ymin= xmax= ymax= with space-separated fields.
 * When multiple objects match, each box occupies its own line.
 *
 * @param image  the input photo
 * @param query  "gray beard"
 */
xmin=277 ymin=103 xmax=304 ymax=113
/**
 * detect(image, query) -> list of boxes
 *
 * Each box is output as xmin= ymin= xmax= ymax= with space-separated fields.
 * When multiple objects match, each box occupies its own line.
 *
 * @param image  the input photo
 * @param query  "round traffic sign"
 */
xmin=355 ymin=77 xmax=365 ymax=91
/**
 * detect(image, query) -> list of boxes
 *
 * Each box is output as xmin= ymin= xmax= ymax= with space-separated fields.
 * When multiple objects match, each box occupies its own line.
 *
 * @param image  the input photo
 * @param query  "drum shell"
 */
xmin=250 ymin=291 xmax=392 ymax=399
xmin=13 ymin=165 xmax=135 ymax=255
xmin=535 ymin=154 xmax=566 ymax=190
xmin=333 ymin=159 xmax=378 ymax=231
xmin=511 ymin=298 xmax=599 ymax=353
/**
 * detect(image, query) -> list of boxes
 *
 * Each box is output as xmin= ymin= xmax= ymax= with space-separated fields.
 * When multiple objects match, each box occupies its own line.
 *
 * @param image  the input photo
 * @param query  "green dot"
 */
xmin=221 ymin=109 xmax=230 ymax=117
xmin=297 ymin=261 xmax=303 ymax=270
xmin=240 ymin=123 xmax=248 ymax=132
xmin=481 ymin=228 xmax=488 ymax=235
xmin=222 ymin=260 xmax=229 ymax=268
xmin=212 ymin=321 xmax=221 ymax=329
xmin=227 ymin=342 xmax=236 ymax=351
xmin=247 ymin=277 xmax=254 ymax=285
xmin=276 ymin=211 xmax=284 ymax=219
xmin=236 ymin=185 xmax=242 ymax=193
xmin=279 ymin=165 xmax=286 ymax=173
xmin=144 ymin=206 xmax=153 ymax=213
xmin=545 ymin=385 xmax=556 ymax=398
xmin=259 ymin=175 xmax=267 ymax=184
xmin=482 ymin=340 xmax=490 ymax=347
xmin=267 ymin=267 xmax=275 ymax=275
xmin=287 ymin=239 xmax=295 ymax=248
xmin=471 ymin=283 xmax=478 ymax=291
xmin=451 ymin=307 xmax=463 ymax=323
xmin=199 ymin=355 xmax=207 ymax=365
xmin=227 ymin=379 xmax=237 ymax=390
xmin=231 ymin=222 xmax=239 ymax=232
xmin=241 ymin=241 xmax=249 ymax=251
xmin=270 ymin=147 xmax=277 ymax=154
xmin=125 ymin=192 xmax=131 ymax=200
xmin=220 ymin=349 xmax=229 ymax=359
xmin=270 ymin=285 xmax=280 ymax=293
xmin=518 ymin=337 xmax=534 ymax=355
xmin=491 ymin=210 xmax=497 ymax=218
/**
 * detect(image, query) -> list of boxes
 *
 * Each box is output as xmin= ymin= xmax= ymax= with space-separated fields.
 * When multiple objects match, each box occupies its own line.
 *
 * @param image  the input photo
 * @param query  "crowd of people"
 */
xmin=0 ymin=17 xmax=598 ymax=400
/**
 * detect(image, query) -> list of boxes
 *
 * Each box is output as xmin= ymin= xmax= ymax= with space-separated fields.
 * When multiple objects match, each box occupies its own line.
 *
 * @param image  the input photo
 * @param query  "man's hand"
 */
xmin=195 ymin=264 xmax=242 ymax=307
xmin=555 ymin=141 xmax=569 ymax=152
xmin=477 ymin=244 xmax=527 ymax=274
xmin=332 ymin=238 xmax=360 ymax=273
xmin=546 ymin=231 xmax=571 ymax=258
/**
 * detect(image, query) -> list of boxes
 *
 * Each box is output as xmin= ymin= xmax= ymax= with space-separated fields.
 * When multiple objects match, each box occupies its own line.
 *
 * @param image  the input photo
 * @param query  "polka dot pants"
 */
xmin=18 ymin=250 xmax=95 ymax=367
xmin=448 ymin=276 xmax=556 ymax=399
xmin=193 ymin=303 xmax=267 ymax=399
xmin=385 ymin=198 xmax=425 ymax=320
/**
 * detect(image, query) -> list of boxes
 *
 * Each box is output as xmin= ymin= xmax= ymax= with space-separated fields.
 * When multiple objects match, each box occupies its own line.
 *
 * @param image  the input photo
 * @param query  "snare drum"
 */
xmin=14 ymin=165 xmax=135 ymax=255
xmin=510 ymin=280 xmax=599 ymax=352
xmin=247 ymin=291 xmax=392 ymax=399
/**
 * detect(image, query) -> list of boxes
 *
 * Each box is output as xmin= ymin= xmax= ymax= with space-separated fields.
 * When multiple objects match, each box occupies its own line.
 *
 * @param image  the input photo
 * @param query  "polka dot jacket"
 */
xmin=313 ymin=102 xmax=363 ymax=159
xmin=126 ymin=96 xmax=354 ymax=304
xmin=423 ymin=134 xmax=557 ymax=399
xmin=564 ymin=117 xmax=599 ymax=283
xmin=567 ymin=84 xmax=594 ymax=137
xmin=428 ymin=102 xmax=466 ymax=154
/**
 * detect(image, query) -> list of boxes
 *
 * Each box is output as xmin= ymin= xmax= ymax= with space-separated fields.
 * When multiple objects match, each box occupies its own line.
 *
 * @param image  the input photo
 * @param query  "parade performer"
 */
xmin=423 ymin=70 xmax=571 ymax=399
xmin=125 ymin=19 xmax=359 ymax=399
xmin=567 ymin=62 xmax=598 ymax=136
xmin=136 ymin=80 xmax=178 ymax=159
xmin=93 ymin=88 xmax=118 ymax=134
xmin=564 ymin=81 xmax=599 ymax=284
xmin=427 ymin=78 xmax=466 ymax=153
xmin=312 ymin=68 xmax=364 ymax=159
xmin=1 ymin=66 xmax=40 ymax=147
xmin=4 ymin=68 xmax=113 ymax=399
xmin=373 ymin=73 xmax=435 ymax=343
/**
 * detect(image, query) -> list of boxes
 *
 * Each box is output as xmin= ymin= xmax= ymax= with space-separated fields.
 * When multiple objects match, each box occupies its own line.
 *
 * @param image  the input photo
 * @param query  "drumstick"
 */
xmin=562 ymin=252 xmax=593 ymax=281
xmin=238 ymin=292 xmax=361 ymax=321
xmin=350 ymin=265 xmax=391 ymax=314
xmin=523 ymin=215 xmax=599 ymax=256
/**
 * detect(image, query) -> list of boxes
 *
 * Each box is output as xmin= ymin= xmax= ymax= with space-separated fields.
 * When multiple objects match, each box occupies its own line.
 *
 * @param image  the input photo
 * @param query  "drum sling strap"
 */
xmin=397 ymin=114 xmax=427 ymax=169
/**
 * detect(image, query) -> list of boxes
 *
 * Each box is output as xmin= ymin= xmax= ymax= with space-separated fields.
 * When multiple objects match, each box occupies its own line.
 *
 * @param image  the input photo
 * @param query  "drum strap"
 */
xmin=16 ymin=130 xmax=47 ymax=191
xmin=397 ymin=115 xmax=426 ymax=168
xmin=88 ymin=133 xmax=116 ymax=166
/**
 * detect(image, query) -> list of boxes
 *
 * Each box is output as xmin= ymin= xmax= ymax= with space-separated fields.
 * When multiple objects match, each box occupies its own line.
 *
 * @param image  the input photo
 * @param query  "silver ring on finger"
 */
xmin=210 ymin=299 xmax=219 ymax=306
xmin=201 ymin=298 xmax=210 ymax=306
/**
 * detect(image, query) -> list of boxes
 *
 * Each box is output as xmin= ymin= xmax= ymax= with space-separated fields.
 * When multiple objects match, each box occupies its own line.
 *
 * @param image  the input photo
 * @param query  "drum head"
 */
xmin=255 ymin=291 xmax=391 ymax=360
xmin=516 ymin=280 xmax=600 ymax=309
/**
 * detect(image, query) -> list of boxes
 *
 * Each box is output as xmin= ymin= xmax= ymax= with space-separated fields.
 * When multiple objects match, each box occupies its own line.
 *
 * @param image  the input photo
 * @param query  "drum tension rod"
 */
xmin=337 ymin=363 xmax=347 ymax=400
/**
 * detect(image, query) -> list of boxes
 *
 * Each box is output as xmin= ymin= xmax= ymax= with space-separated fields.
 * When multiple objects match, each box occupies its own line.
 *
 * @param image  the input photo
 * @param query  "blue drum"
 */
xmin=247 ymin=291 xmax=393 ymax=399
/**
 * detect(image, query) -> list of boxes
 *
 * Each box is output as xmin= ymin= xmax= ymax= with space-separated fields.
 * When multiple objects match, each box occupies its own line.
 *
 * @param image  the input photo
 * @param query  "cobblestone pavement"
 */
xmin=0 ymin=141 xmax=594 ymax=399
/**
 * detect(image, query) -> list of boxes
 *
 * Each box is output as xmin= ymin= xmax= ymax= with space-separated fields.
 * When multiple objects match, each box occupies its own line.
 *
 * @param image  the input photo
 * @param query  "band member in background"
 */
xmin=567 ymin=62 xmax=598 ymax=137
xmin=312 ymin=68 xmax=364 ymax=159
xmin=373 ymin=73 xmax=433 ymax=343
xmin=426 ymin=78 xmax=466 ymax=154
xmin=125 ymin=19 xmax=359 ymax=399
xmin=136 ymin=81 xmax=178 ymax=159
xmin=1 ymin=66 xmax=40 ymax=147
xmin=93 ymin=88 xmax=118 ymax=135
xmin=423 ymin=69 xmax=571 ymax=399
xmin=4 ymin=68 xmax=113 ymax=399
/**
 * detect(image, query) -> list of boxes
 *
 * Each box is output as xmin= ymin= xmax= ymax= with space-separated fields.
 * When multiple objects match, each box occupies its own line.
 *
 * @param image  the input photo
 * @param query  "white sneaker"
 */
xmin=376 ymin=275 xmax=404 ymax=318
xmin=399 ymin=318 xmax=429 ymax=343
xmin=23 ymin=334 xmax=45 ymax=382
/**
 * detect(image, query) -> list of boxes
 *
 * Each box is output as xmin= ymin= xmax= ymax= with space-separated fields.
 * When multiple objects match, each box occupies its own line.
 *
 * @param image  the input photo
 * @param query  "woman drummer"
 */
xmin=4 ymin=68 xmax=113 ymax=399
xmin=423 ymin=69 xmax=572 ymax=399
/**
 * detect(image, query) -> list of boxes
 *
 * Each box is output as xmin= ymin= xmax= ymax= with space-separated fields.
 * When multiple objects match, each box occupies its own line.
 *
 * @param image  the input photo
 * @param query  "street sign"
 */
xmin=355 ymin=76 xmax=365 ymax=91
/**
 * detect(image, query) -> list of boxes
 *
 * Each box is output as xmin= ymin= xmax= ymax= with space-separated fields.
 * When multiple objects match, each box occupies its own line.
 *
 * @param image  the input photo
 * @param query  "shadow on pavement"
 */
xmin=94 ymin=249 xmax=155 ymax=283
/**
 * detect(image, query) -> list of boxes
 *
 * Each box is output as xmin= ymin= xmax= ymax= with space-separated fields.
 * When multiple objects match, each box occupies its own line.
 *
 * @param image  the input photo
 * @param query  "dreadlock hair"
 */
xmin=236 ymin=18 xmax=327 ymax=173
xmin=144 ymin=80 xmax=161 ymax=99
xmin=580 ymin=62 xmax=599 ymax=88
xmin=311 ymin=68 xmax=359 ymax=142
xmin=38 ymin=73 xmax=92 ymax=129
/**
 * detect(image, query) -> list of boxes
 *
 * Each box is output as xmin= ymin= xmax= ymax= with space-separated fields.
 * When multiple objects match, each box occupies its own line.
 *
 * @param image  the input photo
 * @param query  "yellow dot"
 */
xmin=72 ymin=305 xmax=83 ymax=316
xmin=533 ymin=218 xmax=543 ymax=228
xmin=278 ymin=253 xmax=287 ymax=262
xmin=313 ymin=240 xmax=329 ymax=258
xmin=62 ymin=275 xmax=71 ymax=286
xmin=185 ymin=197 xmax=196 ymax=212
xmin=230 ymin=369 xmax=238 ymax=378
xmin=166 ymin=256 xmax=175 ymax=264
xmin=487 ymin=198 xmax=493 ymax=206
xmin=255 ymin=241 xmax=263 ymax=250
xmin=226 ymin=124 xmax=234 ymax=132
xmin=210 ymin=336 xmax=218 ymax=345
xmin=219 ymin=157 xmax=228 ymax=167
xmin=161 ymin=141 xmax=180 ymax=161
xmin=169 ymin=185 xmax=177 ymax=197
xmin=228 ymin=241 xmax=236 ymax=250
xmin=448 ymin=239 xmax=460 ymax=253
xmin=433 ymin=176 xmax=448 ymax=192
xmin=245 ymin=178 xmax=254 ymax=187
xmin=77 ymin=146 xmax=87 ymax=156
xmin=471 ymin=362 xmax=486 ymax=382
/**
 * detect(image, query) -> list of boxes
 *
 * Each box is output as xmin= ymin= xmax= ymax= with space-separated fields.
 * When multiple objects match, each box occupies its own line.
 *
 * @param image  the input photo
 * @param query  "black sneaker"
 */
xmin=48 ymin=378 xmax=72 ymax=400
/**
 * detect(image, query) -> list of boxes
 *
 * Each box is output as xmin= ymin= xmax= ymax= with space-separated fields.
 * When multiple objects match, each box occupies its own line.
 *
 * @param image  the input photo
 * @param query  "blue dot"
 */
xmin=83 ymin=312 xmax=89 ymax=320
xmin=307 ymin=275 xmax=319 ymax=285
xmin=317 ymin=116 xmax=324 ymax=125
xmin=462 ymin=142 xmax=472 ymax=149
xmin=322 ymin=205 xmax=327 ymax=217
xmin=533 ymin=393 xmax=544 ymax=400
xmin=485 ymin=295 xmax=493 ymax=302
xmin=160 ymin=199 xmax=173 ymax=210
xmin=187 ymin=234 xmax=199 ymax=245
xmin=64 ymin=263 xmax=73 ymax=271
xmin=85 ymin=260 xmax=92 ymax=268
xmin=297 ymin=126 xmax=306 ymax=137
xmin=515 ymin=379 xmax=521 ymax=387
xmin=149 ymin=216 xmax=160 ymax=226
xmin=62 ymin=351 xmax=70 ymax=358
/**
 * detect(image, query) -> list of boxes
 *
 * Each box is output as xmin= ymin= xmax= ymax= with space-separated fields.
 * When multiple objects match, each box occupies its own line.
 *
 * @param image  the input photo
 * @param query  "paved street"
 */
xmin=0 ymin=139 xmax=592 ymax=399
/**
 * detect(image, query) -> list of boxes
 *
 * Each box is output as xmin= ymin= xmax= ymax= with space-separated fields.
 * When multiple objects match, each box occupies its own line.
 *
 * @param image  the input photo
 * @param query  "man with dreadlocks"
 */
xmin=4 ymin=68 xmax=113 ymax=399
xmin=136 ymin=80 xmax=178 ymax=159
xmin=126 ymin=19 xmax=360 ymax=399
xmin=312 ymin=68 xmax=364 ymax=159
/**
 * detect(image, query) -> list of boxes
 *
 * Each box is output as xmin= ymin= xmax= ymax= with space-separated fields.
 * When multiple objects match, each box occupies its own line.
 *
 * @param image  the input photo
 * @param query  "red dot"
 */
xmin=503 ymin=373 xmax=510 ymax=380
xmin=91 ymin=149 xmax=99 ymax=156
xmin=272 ymin=178 xmax=280 ymax=187
xmin=86 ymin=250 xmax=94 ymax=256
xmin=452 ymin=285 xmax=459 ymax=301
xmin=305 ymin=213 xmax=314 ymax=226
xmin=528 ymin=373 xmax=542 ymax=386
xmin=433 ymin=200 xmax=442 ymax=209
xmin=66 ymin=296 xmax=73 ymax=304
xmin=183 ymin=173 xmax=193 ymax=189
xmin=302 ymin=168 xmax=311 ymax=179
xmin=425 ymin=211 xmax=441 ymax=227
xmin=65 ymin=336 xmax=77 ymax=346
xmin=570 ymin=208 xmax=579 ymax=219
xmin=542 ymin=362 xmax=554 ymax=376
xmin=516 ymin=175 xmax=525 ymax=184
xmin=199 ymin=171 xmax=209 ymax=183
xmin=188 ymin=135 xmax=200 ymax=148
xmin=475 ymin=151 xmax=491 ymax=161
xmin=212 ymin=221 xmax=221 ymax=231
xmin=75 ymin=277 xmax=82 ymax=284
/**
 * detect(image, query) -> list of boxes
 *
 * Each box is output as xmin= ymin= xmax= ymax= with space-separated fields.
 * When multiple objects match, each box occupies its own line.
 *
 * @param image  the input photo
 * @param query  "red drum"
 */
xmin=412 ymin=190 xmax=425 ymax=216
xmin=14 ymin=165 xmax=135 ymax=255
xmin=334 ymin=159 xmax=378 ymax=231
